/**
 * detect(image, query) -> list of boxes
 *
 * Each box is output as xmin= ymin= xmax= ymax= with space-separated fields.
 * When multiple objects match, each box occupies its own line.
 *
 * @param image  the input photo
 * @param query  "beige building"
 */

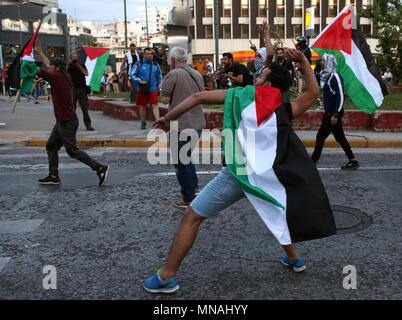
xmin=189 ymin=0 xmax=378 ymax=63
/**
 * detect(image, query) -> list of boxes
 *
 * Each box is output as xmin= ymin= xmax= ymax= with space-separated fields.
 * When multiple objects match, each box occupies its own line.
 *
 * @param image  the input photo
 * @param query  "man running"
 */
xmin=34 ymin=39 xmax=109 ymax=186
xmin=143 ymin=47 xmax=336 ymax=293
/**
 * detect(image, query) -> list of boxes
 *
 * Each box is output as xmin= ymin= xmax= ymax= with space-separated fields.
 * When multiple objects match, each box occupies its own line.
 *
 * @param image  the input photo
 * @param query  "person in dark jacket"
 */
xmin=311 ymin=54 xmax=359 ymax=170
xmin=67 ymin=53 xmax=94 ymax=131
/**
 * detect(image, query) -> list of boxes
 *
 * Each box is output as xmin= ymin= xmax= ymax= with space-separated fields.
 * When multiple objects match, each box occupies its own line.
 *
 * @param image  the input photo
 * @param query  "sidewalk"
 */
xmin=0 ymin=98 xmax=401 ymax=147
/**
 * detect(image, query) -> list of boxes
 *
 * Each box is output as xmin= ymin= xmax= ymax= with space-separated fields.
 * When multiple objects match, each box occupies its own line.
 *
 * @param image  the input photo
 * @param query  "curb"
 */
xmin=20 ymin=139 xmax=402 ymax=148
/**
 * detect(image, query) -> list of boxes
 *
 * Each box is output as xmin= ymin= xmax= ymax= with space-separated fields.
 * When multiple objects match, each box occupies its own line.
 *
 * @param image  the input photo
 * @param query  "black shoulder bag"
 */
xmin=139 ymin=61 xmax=153 ymax=94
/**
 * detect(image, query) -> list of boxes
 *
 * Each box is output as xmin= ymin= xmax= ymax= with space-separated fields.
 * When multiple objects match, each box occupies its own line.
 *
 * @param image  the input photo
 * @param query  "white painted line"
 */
xmin=0 ymin=257 xmax=11 ymax=272
xmin=0 ymin=219 xmax=44 ymax=234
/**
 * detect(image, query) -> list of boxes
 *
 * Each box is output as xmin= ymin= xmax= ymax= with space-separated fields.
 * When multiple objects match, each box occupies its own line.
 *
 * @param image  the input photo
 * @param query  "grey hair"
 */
xmin=170 ymin=47 xmax=188 ymax=62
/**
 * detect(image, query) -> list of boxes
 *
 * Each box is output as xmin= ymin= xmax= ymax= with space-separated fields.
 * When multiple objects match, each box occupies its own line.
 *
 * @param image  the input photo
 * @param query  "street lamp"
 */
xmin=145 ymin=0 xmax=150 ymax=47
xmin=124 ymin=0 xmax=128 ymax=49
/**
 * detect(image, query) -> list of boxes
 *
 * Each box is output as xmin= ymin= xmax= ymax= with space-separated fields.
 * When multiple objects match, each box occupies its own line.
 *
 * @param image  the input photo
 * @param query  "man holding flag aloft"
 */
xmin=33 ymin=39 xmax=109 ymax=186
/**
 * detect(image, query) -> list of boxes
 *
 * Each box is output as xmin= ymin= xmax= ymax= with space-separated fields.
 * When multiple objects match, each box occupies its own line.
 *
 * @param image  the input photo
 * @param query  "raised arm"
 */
xmin=153 ymin=90 xmax=227 ymax=131
xmin=263 ymin=22 xmax=274 ymax=66
xmin=286 ymin=49 xmax=319 ymax=119
xmin=34 ymin=39 xmax=50 ymax=69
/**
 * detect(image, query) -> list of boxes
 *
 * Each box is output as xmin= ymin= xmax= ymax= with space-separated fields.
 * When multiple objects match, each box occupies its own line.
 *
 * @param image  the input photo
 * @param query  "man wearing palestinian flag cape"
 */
xmin=144 ymin=25 xmax=336 ymax=294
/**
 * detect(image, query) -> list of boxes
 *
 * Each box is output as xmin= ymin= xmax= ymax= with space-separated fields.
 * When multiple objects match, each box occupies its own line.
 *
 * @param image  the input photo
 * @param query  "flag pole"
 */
xmin=11 ymin=79 xmax=23 ymax=113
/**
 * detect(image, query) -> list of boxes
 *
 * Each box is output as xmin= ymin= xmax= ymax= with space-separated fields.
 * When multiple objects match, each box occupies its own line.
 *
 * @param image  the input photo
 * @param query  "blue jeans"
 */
xmin=32 ymin=86 xmax=39 ymax=101
xmin=191 ymin=166 xmax=245 ymax=218
xmin=129 ymin=79 xmax=137 ymax=103
xmin=172 ymin=131 xmax=201 ymax=202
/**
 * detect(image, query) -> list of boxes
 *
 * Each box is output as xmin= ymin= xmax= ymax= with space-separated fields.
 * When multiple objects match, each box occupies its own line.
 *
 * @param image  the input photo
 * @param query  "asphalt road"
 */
xmin=0 ymin=146 xmax=401 ymax=300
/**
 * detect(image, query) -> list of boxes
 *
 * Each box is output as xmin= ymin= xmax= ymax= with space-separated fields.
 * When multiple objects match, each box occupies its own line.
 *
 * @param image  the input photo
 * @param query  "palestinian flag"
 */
xmin=223 ymin=86 xmax=336 ymax=244
xmin=310 ymin=4 xmax=387 ymax=114
xmin=7 ymin=22 xmax=41 ymax=94
xmin=82 ymin=46 xmax=110 ymax=92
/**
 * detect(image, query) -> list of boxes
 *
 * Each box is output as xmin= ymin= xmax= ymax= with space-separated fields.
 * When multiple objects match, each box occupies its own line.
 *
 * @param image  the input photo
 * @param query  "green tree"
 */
xmin=360 ymin=0 xmax=402 ymax=85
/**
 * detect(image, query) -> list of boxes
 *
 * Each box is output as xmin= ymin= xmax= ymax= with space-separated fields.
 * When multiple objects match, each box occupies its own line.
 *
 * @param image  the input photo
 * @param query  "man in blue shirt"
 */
xmin=129 ymin=47 xmax=162 ymax=129
xmin=311 ymin=54 xmax=359 ymax=170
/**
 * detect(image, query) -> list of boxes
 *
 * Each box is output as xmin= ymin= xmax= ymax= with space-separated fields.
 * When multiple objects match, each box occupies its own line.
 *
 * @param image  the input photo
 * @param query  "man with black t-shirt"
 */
xmin=67 ymin=53 xmax=94 ymax=131
xmin=220 ymin=52 xmax=253 ymax=88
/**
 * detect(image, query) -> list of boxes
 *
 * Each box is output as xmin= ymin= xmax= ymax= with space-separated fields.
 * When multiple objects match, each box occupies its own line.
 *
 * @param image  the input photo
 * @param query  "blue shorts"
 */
xmin=190 ymin=167 xmax=246 ymax=218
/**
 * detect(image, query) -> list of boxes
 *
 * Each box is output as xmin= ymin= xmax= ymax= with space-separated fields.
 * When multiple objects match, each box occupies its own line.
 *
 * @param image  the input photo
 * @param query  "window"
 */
xmin=205 ymin=0 xmax=213 ymax=17
xmin=328 ymin=0 xmax=337 ymax=17
xmin=241 ymin=24 xmax=249 ymax=39
xmin=311 ymin=0 xmax=320 ymax=17
xmin=47 ymin=47 xmax=65 ymax=59
xmin=294 ymin=0 xmax=302 ymax=17
xmin=293 ymin=25 xmax=302 ymax=38
xmin=223 ymin=0 xmax=231 ymax=17
xmin=271 ymin=25 xmax=284 ymax=39
xmin=362 ymin=0 xmax=373 ymax=9
xmin=360 ymin=25 xmax=371 ymax=37
xmin=276 ymin=0 xmax=285 ymax=17
xmin=314 ymin=25 xmax=320 ymax=36
xmin=258 ymin=0 xmax=266 ymax=17
xmin=241 ymin=0 xmax=249 ymax=17
xmin=205 ymin=25 xmax=213 ymax=39
xmin=223 ymin=25 xmax=231 ymax=39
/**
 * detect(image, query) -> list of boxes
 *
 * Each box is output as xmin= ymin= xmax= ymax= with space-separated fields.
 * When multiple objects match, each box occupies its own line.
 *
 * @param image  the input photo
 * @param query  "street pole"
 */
xmin=213 ymin=0 xmax=219 ymax=70
xmin=17 ymin=4 xmax=22 ymax=48
xmin=145 ymin=0 xmax=150 ymax=47
xmin=124 ymin=0 xmax=128 ymax=49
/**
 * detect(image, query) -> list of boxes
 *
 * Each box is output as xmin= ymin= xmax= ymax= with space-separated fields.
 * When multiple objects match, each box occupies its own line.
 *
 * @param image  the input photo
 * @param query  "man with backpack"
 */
xmin=129 ymin=47 xmax=162 ymax=129
xmin=220 ymin=52 xmax=254 ymax=88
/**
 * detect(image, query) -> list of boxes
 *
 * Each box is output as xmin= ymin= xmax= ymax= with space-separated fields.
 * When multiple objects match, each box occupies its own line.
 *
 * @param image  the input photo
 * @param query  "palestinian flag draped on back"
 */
xmin=7 ymin=22 xmax=41 ymax=94
xmin=82 ymin=46 xmax=110 ymax=92
xmin=310 ymin=4 xmax=387 ymax=114
xmin=223 ymin=86 xmax=336 ymax=244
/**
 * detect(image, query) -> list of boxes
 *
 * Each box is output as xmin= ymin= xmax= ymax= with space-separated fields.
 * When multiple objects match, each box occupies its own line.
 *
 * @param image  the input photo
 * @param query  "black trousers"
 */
xmin=311 ymin=112 xmax=355 ymax=163
xmin=46 ymin=120 xmax=101 ymax=176
xmin=73 ymin=87 xmax=92 ymax=128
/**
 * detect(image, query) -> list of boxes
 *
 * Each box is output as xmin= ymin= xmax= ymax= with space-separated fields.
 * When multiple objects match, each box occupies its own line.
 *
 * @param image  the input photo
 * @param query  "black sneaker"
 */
xmin=341 ymin=160 xmax=360 ymax=170
xmin=38 ymin=175 xmax=61 ymax=185
xmin=141 ymin=121 xmax=146 ymax=129
xmin=97 ymin=165 xmax=110 ymax=186
xmin=86 ymin=126 xmax=95 ymax=131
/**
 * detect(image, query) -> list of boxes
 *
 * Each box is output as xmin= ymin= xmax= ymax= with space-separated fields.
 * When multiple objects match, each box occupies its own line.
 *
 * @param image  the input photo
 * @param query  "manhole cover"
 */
xmin=332 ymin=205 xmax=373 ymax=234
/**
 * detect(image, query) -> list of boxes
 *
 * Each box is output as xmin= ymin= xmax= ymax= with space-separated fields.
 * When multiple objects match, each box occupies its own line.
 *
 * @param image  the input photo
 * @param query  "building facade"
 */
xmin=0 ymin=2 xmax=68 ymax=67
xmin=0 ymin=0 xmax=58 ymax=6
xmin=190 ymin=0 xmax=377 ymax=64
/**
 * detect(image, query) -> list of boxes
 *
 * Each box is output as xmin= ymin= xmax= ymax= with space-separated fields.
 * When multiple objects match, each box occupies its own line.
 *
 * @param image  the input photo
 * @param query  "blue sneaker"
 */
xmin=281 ymin=256 xmax=306 ymax=272
xmin=143 ymin=269 xmax=179 ymax=293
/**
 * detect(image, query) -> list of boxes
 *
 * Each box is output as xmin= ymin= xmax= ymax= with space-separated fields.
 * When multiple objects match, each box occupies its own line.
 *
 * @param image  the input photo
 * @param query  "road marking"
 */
xmin=0 ymin=257 xmax=11 ymax=272
xmin=0 ymin=219 xmax=44 ymax=234
xmin=0 ymin=151 xmax=104 ymax=159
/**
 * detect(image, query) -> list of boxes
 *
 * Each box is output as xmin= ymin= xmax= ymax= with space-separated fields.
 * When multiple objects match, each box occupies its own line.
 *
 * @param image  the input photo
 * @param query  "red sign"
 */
xmin=1 ymin=69 xmax=7 ymax=80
